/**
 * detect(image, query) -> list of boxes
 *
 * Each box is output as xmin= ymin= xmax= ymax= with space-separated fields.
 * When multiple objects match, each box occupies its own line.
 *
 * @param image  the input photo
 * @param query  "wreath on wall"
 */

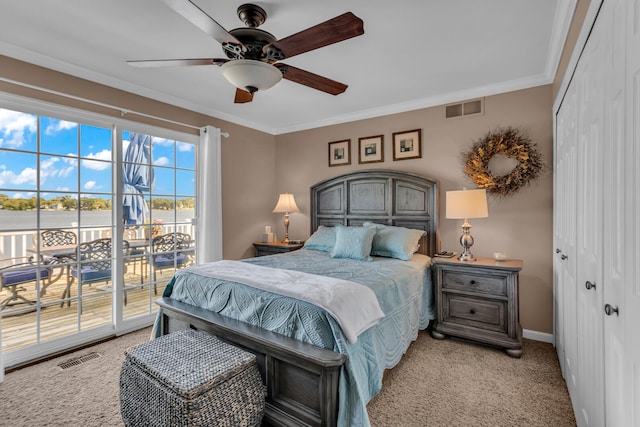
xmin=463 ymin=127 xmax=544 ymax=197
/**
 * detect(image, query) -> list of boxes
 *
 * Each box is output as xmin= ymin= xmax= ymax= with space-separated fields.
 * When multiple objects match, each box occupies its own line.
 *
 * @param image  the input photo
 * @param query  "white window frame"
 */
xmin=0 ymin=91 xmax=207 ymax=371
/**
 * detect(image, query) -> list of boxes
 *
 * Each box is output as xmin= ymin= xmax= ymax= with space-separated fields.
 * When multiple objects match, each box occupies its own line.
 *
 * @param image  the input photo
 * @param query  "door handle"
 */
xmin=585 ymin=281 xmax=596 ymax=290
xmin=604 ymin=304 xmax=619 ymax=316
xmin=555 ymin=248 xmax=562 ymax=254
xmin=561 ymin=254 xmax=568 ymax=260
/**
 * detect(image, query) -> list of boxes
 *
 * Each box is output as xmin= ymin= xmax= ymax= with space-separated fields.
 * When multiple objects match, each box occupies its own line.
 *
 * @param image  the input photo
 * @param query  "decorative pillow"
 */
xmin=364 ymin=222 xmax=426 ymax=261
xmin=303 ymin=225 xmax=336 ymax=252
xmin=330 ymin=226 xmax=376 ymax=261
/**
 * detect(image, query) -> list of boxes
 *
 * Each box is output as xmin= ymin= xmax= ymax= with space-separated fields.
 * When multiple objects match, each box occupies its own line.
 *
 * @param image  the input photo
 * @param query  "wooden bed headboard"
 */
xmin=310 ymin=170 xmax=440 ymax=257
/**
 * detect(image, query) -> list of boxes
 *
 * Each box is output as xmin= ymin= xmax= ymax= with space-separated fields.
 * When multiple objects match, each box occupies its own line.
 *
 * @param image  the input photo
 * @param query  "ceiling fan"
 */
xmin=128 ymin=0 xmax=365 ymax=103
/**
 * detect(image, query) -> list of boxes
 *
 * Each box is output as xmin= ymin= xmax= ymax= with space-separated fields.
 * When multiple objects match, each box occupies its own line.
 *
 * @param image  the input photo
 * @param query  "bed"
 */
xmin=155 ymin=170 xmax=440 ymax=426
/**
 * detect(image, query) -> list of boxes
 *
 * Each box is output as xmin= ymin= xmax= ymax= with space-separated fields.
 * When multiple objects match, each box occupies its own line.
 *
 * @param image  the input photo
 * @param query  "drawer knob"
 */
xmin=585 ymin=281 xmax=596 ymax=290
xmin=470 ymin=280 xmax=476 ymax=285
xmin=469 ymin=309 xmax=476 ymax=314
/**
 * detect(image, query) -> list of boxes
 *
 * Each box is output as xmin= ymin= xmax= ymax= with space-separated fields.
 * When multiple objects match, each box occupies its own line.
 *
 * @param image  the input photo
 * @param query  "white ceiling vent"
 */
xmin=445 ymin=98 xmax=484 ymax=119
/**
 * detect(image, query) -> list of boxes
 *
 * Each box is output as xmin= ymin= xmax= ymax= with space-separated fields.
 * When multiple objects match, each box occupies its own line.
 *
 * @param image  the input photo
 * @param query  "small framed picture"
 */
xmin=393 ymin=129 xmax=422 ymax=161
xmin=358 ymin=135 xmax=384 ymax=164
xmin=328 ymin=139 xmax=351 ymax=167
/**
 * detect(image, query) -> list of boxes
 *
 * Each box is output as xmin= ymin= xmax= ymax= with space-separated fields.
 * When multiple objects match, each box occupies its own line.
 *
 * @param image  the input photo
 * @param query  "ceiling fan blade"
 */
xmin=265 ymin=12 xmax=364 ymax=59
xmin=276 ymin=64 xmax=347 ymax=95
xmin=162 ymin=0 xmax=243 ymax=49
xmin=127 ymin=58 xmax=229 ymax=68
xmin=234 ymin=88 xmax=254 ymax=103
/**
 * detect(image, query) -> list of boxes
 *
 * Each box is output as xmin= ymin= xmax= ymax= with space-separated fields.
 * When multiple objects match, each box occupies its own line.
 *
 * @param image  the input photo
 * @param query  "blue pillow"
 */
xmin=303 ymin=225 xmax=336 ymax=252
xmin=364 ymin=222 xmax=426 ymax=260
xmin=330 ymin=226 xmax=376 ymax=262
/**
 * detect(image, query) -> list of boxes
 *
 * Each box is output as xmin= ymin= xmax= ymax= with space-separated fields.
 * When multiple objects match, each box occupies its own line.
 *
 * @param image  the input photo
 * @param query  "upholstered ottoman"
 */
xmin=120 ymin=329 xmax=264 ymax=427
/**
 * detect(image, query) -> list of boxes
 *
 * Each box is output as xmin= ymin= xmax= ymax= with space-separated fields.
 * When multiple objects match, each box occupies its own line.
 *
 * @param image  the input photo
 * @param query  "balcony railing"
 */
xmin=0 ymin=224 xmax=195 ymax=259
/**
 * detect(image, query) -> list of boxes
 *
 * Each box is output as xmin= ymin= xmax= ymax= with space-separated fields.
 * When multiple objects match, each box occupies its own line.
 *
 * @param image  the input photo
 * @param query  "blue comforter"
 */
xmin=160 ymin=249 xmax=435 ymax=426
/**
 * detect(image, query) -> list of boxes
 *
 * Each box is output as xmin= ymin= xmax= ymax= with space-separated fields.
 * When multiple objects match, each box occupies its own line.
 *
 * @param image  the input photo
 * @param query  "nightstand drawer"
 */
xmin=443 ymin=294 xmax=507 ymax=333
xmin=442 ymin=271 xmax=507 ymax=296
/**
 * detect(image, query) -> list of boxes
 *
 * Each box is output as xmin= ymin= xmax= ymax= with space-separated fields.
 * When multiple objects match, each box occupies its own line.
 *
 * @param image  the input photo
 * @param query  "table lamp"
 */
xmin=272 ymin=193 xmax=300 ymax=243
xmin=446 ymin=189 xmax=488 ymax=261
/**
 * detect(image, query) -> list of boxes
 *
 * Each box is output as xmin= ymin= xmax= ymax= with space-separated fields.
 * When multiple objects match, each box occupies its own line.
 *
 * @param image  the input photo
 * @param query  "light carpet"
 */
xmin=0 ymin=328 xmax=575 ymax=426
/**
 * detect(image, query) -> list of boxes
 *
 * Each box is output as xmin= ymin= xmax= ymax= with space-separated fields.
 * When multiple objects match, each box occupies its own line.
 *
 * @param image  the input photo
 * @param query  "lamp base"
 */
xmin=458 ymin=251 xmax=477 ymax=262
xmin=458 ymin=221 xmax=477 ymax=262
xmin=282 ymin=212 xmax=290 ymax=243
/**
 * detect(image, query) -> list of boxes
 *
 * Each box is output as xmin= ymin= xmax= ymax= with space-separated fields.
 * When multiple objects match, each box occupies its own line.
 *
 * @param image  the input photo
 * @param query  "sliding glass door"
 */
xmin=119 ymin=130 xmax=197 ymax=321
xmin=0 ymin=103 xmax=198 ymax=369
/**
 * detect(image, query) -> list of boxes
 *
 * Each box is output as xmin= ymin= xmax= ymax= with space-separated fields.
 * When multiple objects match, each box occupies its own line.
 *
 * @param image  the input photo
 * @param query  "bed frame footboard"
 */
xmin=156 ymin=297 xmax=347 ymax=427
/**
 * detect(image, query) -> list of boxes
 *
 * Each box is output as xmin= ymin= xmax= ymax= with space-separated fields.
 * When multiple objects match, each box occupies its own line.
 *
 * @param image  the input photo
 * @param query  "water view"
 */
xmin=0 ymin=209 xmax=195 ymax=231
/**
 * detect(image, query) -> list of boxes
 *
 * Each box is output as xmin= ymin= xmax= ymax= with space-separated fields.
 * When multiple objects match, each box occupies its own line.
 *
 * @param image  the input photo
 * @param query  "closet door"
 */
xmin=554 ymin=83 xmax=578 ymax=387
xmin=573 ymin=8 xmax=605 ymax=425
xmin=604 ymin=0 xmax=640 ymax=425
xmin=624 ymin=1 xmax=640 ymax=424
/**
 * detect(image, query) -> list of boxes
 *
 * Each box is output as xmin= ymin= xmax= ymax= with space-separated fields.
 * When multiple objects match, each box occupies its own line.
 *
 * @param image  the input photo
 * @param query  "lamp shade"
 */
xmin=272 ymin=193 xmax=300 ymax=213
xmin=446 ymin=189 xmax=488 ymax=219
xmin=220 ymin=59 xmax=282 ymax=93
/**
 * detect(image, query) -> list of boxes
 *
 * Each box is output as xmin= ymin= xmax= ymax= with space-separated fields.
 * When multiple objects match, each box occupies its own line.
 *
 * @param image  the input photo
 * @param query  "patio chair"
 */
xmin=0 ymin=256 xmax=51 ymax=310
xmin=101 ymin=227 xmax=146 ymax=279
xmin=39 ymin=229 xmax=77 ymax=248
xmin=35 ymin=229 xmax=78 ymax=285
xmin=61 ymin=238 xmax=129 ymax=308
xmin=151 ymin=233 xmax=192 ymax=286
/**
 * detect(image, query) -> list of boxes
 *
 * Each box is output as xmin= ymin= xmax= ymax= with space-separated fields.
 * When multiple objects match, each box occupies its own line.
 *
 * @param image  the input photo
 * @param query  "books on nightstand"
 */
xmin=433 ymin=251 xmax=456 ymax=258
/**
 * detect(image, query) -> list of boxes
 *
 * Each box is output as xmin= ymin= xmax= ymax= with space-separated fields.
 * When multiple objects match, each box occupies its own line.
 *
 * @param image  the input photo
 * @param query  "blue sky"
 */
xmin=0 ymin=108 xmax=195 ymax=200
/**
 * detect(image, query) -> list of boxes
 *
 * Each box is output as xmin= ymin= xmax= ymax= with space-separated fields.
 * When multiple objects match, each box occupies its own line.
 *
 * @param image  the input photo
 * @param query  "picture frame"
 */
xmin=358 ymin=135 xmax=384 ymax=164
xmin=328 ymin=139 xmax=351 ymax=167
xmin=392 ymin=129 xmax=422 ymax=161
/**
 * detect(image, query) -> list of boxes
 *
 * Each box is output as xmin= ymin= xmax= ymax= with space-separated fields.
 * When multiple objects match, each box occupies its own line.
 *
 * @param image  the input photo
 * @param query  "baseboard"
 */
xmin=523 ymin=329 xmax=554 ymax=344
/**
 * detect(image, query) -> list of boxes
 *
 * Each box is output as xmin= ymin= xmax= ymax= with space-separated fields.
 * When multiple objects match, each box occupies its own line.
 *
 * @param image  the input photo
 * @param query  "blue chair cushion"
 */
xmin=2 ymin=268 xmax=49 ymax=287
xmin=153 ymin=253 xmax=186 ymax=268
xmin=72 ymin=267 xmax=111 ymax=283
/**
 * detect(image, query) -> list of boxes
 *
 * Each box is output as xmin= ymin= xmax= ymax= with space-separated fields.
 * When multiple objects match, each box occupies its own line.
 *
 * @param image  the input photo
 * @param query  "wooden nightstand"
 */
xmin=431 ymin=256 xmax=523 ymax=357
xmin=252 ymin=241 xmax=304 ymax=257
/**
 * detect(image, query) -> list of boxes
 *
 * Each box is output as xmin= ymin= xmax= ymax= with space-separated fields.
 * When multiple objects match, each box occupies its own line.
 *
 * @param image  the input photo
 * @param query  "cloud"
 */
xmin=0 ymin=109 xmax=37 ymax=148
xmin=154 ymin=156 xmax=170 ymax=166
xmin=152 ymin=137 xmax=173 ymax=146
xmin=0 ymin=167 xmax=37 ymax=187
xmin=177 ymin=141 xmax=193 ymax=152
xmin=84 ymin=180 xmax=97 ymax=190
xmin=45 ymin=119 xmax=77 ymax=135
xmin=81 ymin=149 xmax=111 ymax=170
xmin=41 ymin=156 xmax=76 ymax=181
xmin=12 ymin=192 xmax=35 ymax=199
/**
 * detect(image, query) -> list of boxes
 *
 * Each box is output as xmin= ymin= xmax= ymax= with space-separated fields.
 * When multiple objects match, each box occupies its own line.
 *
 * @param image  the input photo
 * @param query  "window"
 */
xmin=0 ymin=102 xmax=198 ymax=365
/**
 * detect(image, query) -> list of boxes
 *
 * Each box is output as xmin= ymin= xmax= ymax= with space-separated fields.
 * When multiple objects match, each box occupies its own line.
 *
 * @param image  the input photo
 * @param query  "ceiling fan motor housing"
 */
xmin=225 ymin=28 xmax=283 ymax=62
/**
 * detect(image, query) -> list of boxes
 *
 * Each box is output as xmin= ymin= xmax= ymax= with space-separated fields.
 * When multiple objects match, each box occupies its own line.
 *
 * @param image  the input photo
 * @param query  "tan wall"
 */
xmin=274 ymin=85 xmax=554 ymax=334
xmin=0 ymin=56 xmax=275 ymax=260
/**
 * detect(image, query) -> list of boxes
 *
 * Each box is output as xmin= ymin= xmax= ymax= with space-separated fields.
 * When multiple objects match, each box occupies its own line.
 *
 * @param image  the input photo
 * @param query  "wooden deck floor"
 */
xmin=1 ymin=262 xmax=173 ymax=353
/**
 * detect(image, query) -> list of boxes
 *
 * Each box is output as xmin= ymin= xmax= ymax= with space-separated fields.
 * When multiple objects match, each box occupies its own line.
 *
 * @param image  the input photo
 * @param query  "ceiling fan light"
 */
xmin=220 ymin=59 xmax=282 ymax=92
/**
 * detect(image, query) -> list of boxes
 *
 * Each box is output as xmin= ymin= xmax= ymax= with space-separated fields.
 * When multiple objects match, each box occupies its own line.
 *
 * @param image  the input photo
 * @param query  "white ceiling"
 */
xmin=0 ymin=0 xmax=574 ymax=135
